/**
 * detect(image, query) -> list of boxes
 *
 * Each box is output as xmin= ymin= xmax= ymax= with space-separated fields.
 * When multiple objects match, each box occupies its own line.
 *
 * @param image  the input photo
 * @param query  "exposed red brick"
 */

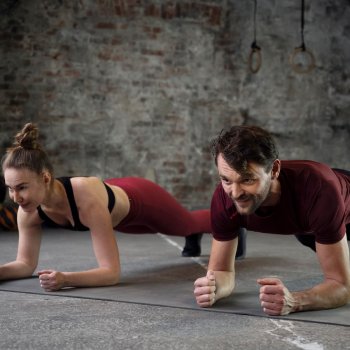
xmin=64 ymin=70 xmax=81 ymax=77
xmin=44 ymin=71 xmax=61 ymax=77
xmin=97 ymin=50 xmax=112 ymax=60
xmin=111 ymin=37 xmax=122 ymax=45
xmin=144 ymin=4 xmax=160 ymax=17
xmin=96 ymin=22 xmax=116 ymax=29
xmin=141 ymin=49 xmax=164 ymax=56
xmin=207 ymin=5 xmax=222 ymax=26
xmin=161 ymin=3 xmax=177 ymax=19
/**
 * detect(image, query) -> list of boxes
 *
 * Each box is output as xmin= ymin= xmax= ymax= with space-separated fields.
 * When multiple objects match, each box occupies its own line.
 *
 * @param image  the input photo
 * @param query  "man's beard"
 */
xmin=232 ymin=181 xmax=271 ymax=215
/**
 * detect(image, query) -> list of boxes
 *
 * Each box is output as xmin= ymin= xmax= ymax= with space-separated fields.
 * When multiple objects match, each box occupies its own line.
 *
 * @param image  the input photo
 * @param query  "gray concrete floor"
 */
xmin=0 ymin=291 xmax=349 ymax=350
xmin=0 ymin=231 xmax=349 ymax=350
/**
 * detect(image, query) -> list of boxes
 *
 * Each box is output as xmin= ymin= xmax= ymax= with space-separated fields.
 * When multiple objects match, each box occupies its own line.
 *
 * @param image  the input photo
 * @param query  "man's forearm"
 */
xmin=213 ymin=270 xmax=235 ymax=300
xmin=292 ymin=280 xmax=350 ymax=312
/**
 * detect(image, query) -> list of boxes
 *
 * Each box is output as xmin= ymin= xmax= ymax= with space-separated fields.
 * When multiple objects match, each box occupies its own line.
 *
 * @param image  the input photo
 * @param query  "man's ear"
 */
xmin=271 ymin=159 xmax=281 ymax=179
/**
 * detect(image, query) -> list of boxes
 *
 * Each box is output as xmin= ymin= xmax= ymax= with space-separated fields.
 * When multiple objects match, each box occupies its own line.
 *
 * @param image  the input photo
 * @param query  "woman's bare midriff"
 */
xmin=108 ymin=185 xmax=131 ymax=227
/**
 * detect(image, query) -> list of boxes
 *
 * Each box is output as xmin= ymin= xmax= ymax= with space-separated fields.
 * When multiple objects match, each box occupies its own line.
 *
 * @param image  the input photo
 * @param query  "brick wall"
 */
xmin=0 ymin=0 xmax=349 ymax=208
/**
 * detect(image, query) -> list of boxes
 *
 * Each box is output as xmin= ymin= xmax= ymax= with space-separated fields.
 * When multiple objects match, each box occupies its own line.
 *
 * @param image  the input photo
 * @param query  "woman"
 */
xmin=1 ymin=123 xmax=211 ymax=291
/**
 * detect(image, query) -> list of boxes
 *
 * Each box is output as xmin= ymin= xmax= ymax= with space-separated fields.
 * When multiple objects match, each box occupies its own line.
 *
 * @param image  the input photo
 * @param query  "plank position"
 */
xmin=1 ymin=123 xmax=211 ymax=291
xmin=194 ymin=125 xmax=350 ymax=315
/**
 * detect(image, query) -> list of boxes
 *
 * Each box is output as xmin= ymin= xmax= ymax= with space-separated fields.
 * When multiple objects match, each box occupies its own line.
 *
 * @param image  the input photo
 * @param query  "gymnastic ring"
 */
xmin=289 ymin=46 xmax=316 ymax=74
xmin=248 ymin=47 xmax=262 ymax=74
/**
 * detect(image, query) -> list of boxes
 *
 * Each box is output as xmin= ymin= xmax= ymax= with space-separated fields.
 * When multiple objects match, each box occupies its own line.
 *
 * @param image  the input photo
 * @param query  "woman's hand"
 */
xmin=38 ymin=269 xmax=65 ymax=291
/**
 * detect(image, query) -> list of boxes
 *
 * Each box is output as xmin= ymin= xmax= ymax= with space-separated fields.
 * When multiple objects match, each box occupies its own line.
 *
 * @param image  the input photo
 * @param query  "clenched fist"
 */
xmin=38 ymin=269 xmax=65 ymax=291
xmin=194 ymin=270 xmax=216 ymax=307
xmin=258 ymin=277 xmax=297 ymax=315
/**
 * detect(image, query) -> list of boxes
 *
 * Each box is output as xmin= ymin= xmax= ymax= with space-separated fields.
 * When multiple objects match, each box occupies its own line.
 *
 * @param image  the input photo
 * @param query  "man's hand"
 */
xmin=194 ymin=270 xmax=216 ymax=307
xmin=257 ymin=277 xmax=297 ymax=315
xmin=38 ymin=269 xmax=65 ymax=291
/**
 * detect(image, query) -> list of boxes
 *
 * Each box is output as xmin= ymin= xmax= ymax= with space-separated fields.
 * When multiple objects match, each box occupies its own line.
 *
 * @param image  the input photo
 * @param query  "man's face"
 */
xmin=217 ymin=154 xmax=274 ymax=215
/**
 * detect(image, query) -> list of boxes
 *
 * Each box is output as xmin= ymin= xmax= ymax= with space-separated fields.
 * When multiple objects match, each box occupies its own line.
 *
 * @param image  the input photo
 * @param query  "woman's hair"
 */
xmin=0 ymin=176 xmax=6 ymax=202
xmin=1 ymin=123 xmax=54 ymax=178
xmin=211 ymin=125 xmax=279 ymax=173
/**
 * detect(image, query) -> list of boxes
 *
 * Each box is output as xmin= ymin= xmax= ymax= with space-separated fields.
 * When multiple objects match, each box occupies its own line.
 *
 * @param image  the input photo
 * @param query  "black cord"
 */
xmin=300 ymin=0 xmax=305 ymax=50
xmin=251 ymin=0 xmax=260 ymax=50
xmin=248 ymin=0 xmax=262 ymax=73
xmin=290 ymin=0 xmax=315 ymax=73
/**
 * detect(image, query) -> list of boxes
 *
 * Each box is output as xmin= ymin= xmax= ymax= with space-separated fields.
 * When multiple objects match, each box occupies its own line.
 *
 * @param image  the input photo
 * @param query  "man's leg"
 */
xmin=182 ymin=227 xmax=247 ymax=259
xmin=294 ymin=234 xmax=316 ymax=251
xmin=182 ymin=233 xmax=203 ymax=257
xmin=235 ymin=227 xmax=246 ymax=260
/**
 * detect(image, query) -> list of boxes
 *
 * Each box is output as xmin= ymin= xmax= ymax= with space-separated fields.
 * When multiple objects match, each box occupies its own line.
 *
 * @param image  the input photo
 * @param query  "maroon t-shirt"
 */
xmin=211 ymin=160 xmax=350 ymax=244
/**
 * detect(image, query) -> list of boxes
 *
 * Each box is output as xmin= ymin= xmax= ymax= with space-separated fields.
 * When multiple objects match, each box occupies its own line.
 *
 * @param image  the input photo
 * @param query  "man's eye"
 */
xmin=221 ymin=178 xmax=230 ymax=184
xmin=242 ymin=179 xmax=255 ymax=184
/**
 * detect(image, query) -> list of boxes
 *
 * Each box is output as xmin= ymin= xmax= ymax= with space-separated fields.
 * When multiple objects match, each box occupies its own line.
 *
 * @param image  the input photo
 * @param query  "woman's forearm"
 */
xmin=0 ymin=260 xmax=36 ymax=280
xmin=61 ymin=267 xmax=120 ymax=288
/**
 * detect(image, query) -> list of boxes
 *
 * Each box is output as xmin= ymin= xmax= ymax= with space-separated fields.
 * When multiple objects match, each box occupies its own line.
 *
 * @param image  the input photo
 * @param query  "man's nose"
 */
xmin=229 ymin=183 xmax=243 ymax=199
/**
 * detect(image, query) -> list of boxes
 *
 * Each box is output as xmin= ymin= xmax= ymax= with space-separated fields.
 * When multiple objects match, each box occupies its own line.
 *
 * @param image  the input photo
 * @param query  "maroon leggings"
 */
xmin=104 ymin=177 xmax=211 ymax=236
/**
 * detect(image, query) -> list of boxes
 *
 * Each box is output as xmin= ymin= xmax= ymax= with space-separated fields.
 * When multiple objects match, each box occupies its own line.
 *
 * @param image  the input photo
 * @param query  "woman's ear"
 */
xmin=271 ymin=159 xmax=281 ymax=179
xmin=42 ymin=171 xmax=51 ymax=185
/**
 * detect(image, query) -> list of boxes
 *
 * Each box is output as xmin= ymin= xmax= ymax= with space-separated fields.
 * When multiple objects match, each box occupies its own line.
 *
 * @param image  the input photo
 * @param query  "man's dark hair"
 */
xmin=211 ymin=125 xmax=279 ymax=173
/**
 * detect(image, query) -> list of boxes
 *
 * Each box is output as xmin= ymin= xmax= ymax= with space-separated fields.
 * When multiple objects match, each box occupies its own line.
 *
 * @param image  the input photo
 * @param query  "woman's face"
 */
xmin=4 ymin=167 xmax=49 ymax=212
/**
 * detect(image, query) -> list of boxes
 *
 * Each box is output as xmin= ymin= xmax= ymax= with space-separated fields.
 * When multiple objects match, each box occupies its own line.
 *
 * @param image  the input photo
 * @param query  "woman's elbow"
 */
xmin=106 ymin=268 xmax=121 ymax=286
xmin=18 ymin=260 xmax=38 ymax=277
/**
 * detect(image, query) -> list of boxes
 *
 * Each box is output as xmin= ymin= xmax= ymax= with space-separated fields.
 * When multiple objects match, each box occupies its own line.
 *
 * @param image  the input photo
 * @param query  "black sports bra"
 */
xmin=37 ymin=177 xmax=115 ymax=231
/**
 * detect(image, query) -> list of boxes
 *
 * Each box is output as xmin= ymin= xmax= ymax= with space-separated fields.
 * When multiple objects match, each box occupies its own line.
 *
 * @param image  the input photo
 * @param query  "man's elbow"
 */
xmin=330 ymin=280 xmax=350 ymax=307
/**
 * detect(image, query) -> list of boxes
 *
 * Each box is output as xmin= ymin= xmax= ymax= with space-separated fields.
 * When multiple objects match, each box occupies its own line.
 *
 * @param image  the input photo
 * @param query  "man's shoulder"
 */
xmin=281 ymin=159 xmax=330 ymax=171
xmin=280 ymin=160 xmax=334 ymax=182
xmin=280 ymin=160 xmax=343 ymax=206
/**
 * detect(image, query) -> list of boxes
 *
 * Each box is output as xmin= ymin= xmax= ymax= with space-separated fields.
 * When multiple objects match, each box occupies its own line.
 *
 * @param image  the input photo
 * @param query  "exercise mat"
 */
xmin=0 ymin=229 xmax=349 ymax=326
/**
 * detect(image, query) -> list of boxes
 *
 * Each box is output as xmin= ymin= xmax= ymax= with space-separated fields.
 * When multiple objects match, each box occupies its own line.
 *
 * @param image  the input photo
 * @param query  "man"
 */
xmin=194 ymin=125 xmax=350 ymax=315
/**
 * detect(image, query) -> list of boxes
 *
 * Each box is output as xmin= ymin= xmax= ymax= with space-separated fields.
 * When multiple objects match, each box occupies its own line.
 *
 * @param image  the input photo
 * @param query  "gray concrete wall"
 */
xmin=0 ymin=0 xmax=349 ymax=208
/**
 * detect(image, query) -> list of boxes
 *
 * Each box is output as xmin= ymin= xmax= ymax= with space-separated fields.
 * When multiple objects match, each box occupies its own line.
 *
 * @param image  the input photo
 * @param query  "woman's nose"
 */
xmin=12 ymin=191 xmax=21 ymax=203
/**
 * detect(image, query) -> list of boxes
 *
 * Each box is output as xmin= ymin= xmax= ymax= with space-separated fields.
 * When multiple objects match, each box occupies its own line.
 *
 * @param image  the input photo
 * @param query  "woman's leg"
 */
xmin=109 ymin=177 xmax=211 ymax=236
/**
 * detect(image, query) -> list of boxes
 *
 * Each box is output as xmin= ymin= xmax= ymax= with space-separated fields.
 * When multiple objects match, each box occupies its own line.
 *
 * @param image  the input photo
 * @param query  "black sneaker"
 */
xmin=235 ymin=228 xmax=246 ymax=260
xmin=182 ymin=233 xmax=203 ymax=257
